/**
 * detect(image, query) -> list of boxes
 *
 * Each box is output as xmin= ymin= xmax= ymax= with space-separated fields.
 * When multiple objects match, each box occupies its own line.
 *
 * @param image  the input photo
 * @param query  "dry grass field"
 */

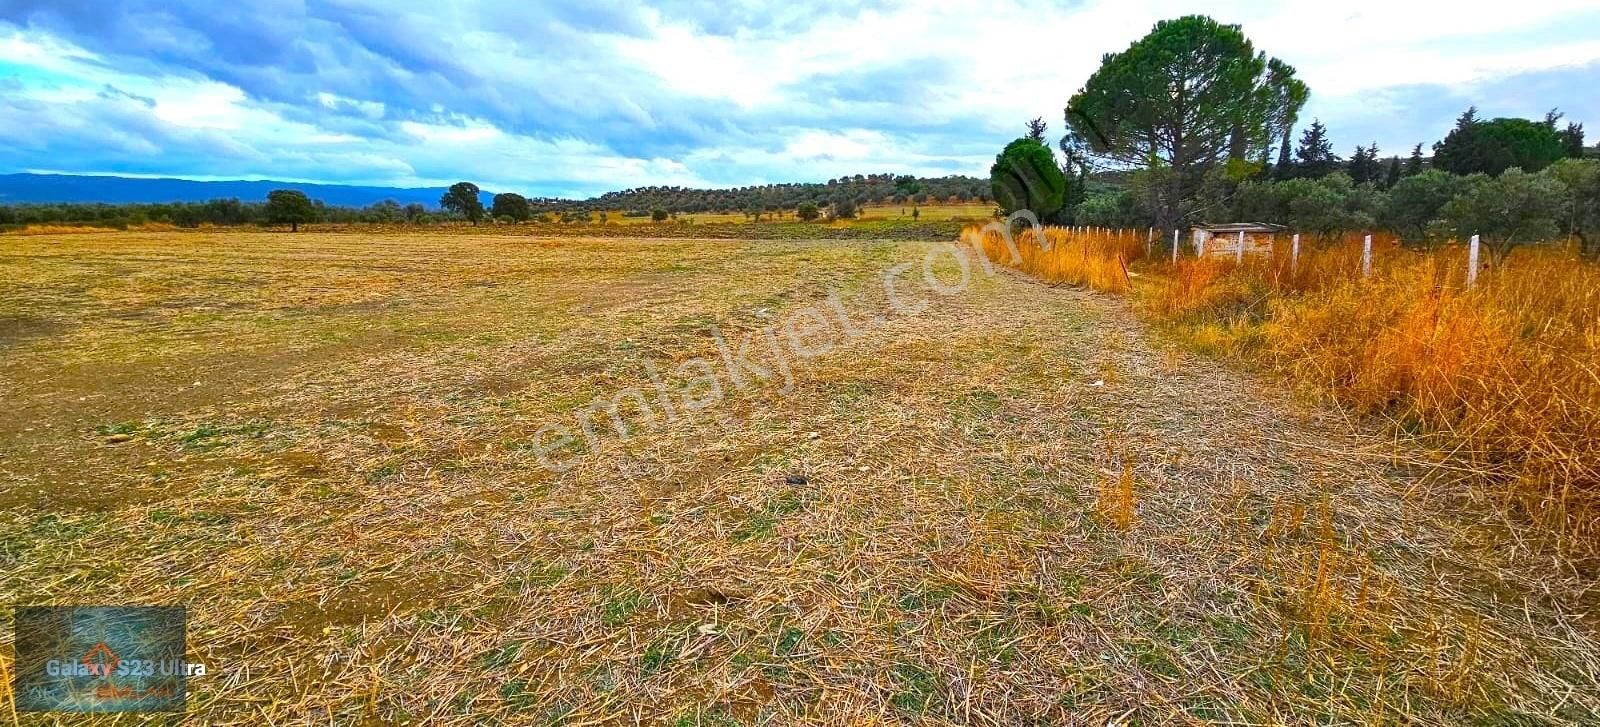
xmin=3 ymin=229 xmax=1600 ymax=724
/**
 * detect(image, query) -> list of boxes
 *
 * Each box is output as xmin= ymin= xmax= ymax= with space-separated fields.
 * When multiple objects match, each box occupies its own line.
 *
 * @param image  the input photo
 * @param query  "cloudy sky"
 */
xmin=2 ymin=0 xmax=1598 ymax=198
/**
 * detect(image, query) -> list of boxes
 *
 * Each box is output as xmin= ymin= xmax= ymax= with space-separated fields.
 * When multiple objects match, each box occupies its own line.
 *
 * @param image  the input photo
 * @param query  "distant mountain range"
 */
xmin=0 ymin=173 xmax=492 ymax=208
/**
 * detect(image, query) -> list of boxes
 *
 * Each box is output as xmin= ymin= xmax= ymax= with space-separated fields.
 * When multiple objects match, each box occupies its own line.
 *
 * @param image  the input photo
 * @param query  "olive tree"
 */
xmin=491 ymin=192 xmax=532 ymax=222
xmin=1380 ymin=170 xmax=1475 ymax=246
xmin=265 ymin=189 xmax=316 ymax=232
xmin=1545 ymin=159 xmax=1600 ymax=259
xmin=1442 ymin=168 xmax=1570 ymax=264
xmin=440 ymin=182 xmax=486 ymax=225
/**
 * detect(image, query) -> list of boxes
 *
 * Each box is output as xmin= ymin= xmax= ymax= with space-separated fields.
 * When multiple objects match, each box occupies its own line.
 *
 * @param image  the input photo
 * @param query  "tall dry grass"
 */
xmin=1165 ymin=241 xmax=1600 ymax=541
xmin=961 ymin=224 xmax=1147 ymax=293
xmin=970 ymin=223 xmax=1600 ymax=541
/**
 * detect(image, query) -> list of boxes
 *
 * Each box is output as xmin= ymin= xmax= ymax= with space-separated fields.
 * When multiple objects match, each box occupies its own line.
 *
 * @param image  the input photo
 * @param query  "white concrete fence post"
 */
xmin=1468 ymin=234 xmax=1481 ymax=289
xmin=1171 ymin=229 xmax=1180 ymax=264
xmin=1291 ymin=233 xmax=1300 ymax=273
xmin=1362 ymin=234 xmax=1373 ymax=278
xmin=1236 ymin=230 xmax=1247 ymax=264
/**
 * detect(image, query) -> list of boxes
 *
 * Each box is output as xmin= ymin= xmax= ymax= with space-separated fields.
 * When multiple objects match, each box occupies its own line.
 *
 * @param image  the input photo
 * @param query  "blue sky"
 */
xmin=2 ymin=0 xmax=1598 ymax=199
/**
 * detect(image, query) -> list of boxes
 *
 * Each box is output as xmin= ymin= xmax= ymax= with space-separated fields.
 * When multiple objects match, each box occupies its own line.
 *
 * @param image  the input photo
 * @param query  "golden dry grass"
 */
xmin=963 ymin=225 xmax=1148 ymax=294
xmin=3 ymin=222 xmax=180 ymax=235
xmin=1144 ymin=240 xmax=1600 ymax=548
xmin=2 ymin=229 xmax=1598 ymax=724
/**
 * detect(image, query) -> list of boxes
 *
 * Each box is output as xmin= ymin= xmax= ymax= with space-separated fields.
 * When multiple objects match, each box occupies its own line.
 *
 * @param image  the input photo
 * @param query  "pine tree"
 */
xmin=1383 ymin=156 xmax=1402 ymax=189
xmin=1404 ymin=143 xmax=1425 ymax=176
xmin=1349 ymin=144 xmax=1371 ymax=183
xmin=1349 ymin=143 xmax=1381 ymax=184
xmin=1562 ymin=122 xmax=1586 ymax=158
xmin=1026 ymin=117 xmax=1048 ymax=144
xmin=1294 ymin=119 xmax=1339 ymax=178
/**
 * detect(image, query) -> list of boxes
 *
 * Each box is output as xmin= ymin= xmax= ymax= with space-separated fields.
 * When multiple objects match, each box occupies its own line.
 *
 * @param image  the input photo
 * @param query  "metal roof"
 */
xmin=1196 ymin=222 xmax=1288 ymax=232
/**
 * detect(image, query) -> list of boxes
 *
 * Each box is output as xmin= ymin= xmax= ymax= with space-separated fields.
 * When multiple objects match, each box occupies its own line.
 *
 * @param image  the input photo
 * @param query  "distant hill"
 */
xmin=0 ymin=173 xmax=488 ymax=208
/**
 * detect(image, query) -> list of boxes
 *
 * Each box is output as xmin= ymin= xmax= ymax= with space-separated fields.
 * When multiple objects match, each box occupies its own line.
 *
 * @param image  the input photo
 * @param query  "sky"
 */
xmin=1 ymin=0 xmax=1598 ymax=199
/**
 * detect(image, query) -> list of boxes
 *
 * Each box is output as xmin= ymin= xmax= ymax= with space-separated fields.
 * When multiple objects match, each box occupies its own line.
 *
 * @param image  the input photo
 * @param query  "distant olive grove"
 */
xmin=0 ymin=172 xmax=993 ymax=231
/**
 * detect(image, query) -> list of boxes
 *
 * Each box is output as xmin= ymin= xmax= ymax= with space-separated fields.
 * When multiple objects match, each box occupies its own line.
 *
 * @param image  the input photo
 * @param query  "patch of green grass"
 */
xmin=480 ymin=642 xmax=522 ymax=670
xmin=1208 ymin=614 xmax=1253 ymax=649
xmin=188 ymin=511 xmax=233 ymax=527
xmin=179 ymin=423 xmax=226 ymax=448
xmin=891 ymin=661 xmax=941 ymax=715
xmin=600 ymin=587 xmax=649 ymax=627
xmin=670 ymin=711 xmax=741 ymax=727
xmin=175 ymin=420 xmax=272 ymax=450
xmin=1112 ymin=555 xmax=1165 ymax=590
xmin=730 ymin=511 xmax=778 ymax=543
xmin=507 ymin=561 xmax=570 ymax=591
xmin=366 ymin=460 xmax=401 ymax=483
xmin=1056 ymin=666 xmax=1109 ymax=709
xmin=498 ymin=679 xmax=538 ymax=713
xmin=1125 ymin=639 xmax=1183 ymax=679
xmin=641 ymin=638 xmax=676 ymax=675
xmin=952 ymin=388 xmax=1003 ymax=419
xmin=898 ymin=583 xmax=957 ymax=611
xmin=96 ymin=420 xmax=142 ymax=436
xmin=730 ymin=490 xmax=812 ymax=543
xmin=970 ymin=619 xmax=1024 ymax=665
xmin=773 ymin=626 xmax=805 ymax=658
xmin=1181 ymin=694 xmax=1231 ymax=722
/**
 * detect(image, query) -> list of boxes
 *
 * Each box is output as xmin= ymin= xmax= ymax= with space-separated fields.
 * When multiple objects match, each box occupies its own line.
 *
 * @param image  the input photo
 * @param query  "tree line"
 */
xmin=0 ymin=174 xmax=993 ymax=230
xmin=988 ymin=15 xmax=1600 ymax=260
xmin=574 ymin=174 xmax=990 ymax=218
xmin=0 ymin=194 xmax=435 ymax=230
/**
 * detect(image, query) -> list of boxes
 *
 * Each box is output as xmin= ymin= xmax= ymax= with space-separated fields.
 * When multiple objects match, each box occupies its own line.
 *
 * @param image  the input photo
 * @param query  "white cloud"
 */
xmin=2 ymin=0 xmax=1599 ymax=195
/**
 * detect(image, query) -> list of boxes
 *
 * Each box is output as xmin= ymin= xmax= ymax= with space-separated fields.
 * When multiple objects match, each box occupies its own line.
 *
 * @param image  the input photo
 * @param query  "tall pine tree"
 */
xmin=1294 ymin=119 xmax=1339 ymax=178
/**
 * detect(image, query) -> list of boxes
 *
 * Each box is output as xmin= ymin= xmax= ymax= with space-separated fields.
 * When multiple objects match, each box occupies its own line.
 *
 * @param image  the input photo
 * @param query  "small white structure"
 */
xmin=1192 ymin=223 xmax=1286 ymax=259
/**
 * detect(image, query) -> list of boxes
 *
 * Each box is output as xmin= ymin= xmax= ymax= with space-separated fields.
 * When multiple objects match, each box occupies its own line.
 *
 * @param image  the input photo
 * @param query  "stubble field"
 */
xmin=2 ymin=229 xmax=1598 ymax=724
